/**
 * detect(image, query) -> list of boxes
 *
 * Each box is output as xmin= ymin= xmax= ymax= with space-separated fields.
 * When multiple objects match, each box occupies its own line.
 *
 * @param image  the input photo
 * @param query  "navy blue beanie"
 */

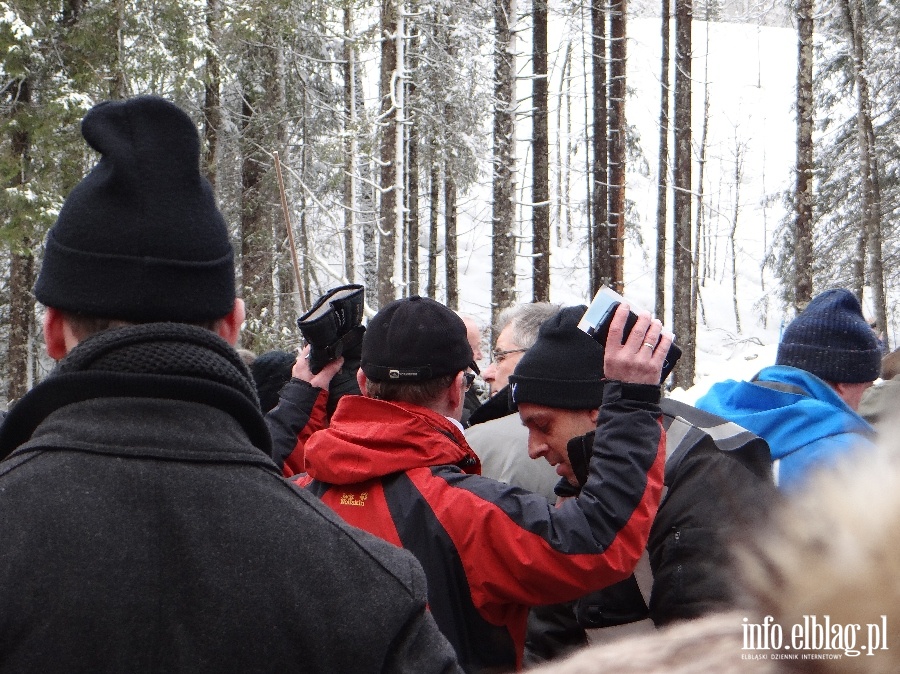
xmin=34 ymin=95 xmax=235 ymax=323
xmin=776 ymin=289 xmax=881 ymax=383
xmin=509 ymin=306 xmax=606 ymax=409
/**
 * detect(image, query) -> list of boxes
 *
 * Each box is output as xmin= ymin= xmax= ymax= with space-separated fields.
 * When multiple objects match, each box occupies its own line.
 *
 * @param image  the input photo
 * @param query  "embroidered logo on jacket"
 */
xmin=340 ymin=492 xmax=368 ymax=507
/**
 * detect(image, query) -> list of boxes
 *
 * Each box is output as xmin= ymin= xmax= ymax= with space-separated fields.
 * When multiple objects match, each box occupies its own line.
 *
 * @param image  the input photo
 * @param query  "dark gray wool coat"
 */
xmin=0 ymin=323 xmax=460 ymax=674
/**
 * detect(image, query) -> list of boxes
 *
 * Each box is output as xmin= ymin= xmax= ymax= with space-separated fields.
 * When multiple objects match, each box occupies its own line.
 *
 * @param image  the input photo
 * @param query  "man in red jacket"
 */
xmin=290 ymin=295 xmax=671 ymax=672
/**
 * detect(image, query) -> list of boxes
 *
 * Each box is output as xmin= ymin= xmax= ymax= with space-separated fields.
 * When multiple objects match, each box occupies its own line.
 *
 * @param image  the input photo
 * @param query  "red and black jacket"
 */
xmin=286 ymin=381 xmax=665 ymax=673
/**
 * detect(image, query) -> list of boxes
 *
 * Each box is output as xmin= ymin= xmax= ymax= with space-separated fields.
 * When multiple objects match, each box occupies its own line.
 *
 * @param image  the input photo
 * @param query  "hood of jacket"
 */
xmin=695 ymin=365 xmax=873 ymax=461
xmin=304 ymin=395 xmax=481 ymax=484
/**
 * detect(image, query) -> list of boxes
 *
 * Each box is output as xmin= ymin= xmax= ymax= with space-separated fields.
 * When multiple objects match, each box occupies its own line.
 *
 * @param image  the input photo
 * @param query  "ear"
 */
xmin=215 ymin=298 xmax=245 ymax=346
xmin=43 ymin=307 xmax=71 ymax=360
xmin=447 ymin=371 xmax=465 ymax=418
xmin=356 ymin=369 xmax=369 ymax=397
xmin=589 ymin=408 xmax=600 ymax=425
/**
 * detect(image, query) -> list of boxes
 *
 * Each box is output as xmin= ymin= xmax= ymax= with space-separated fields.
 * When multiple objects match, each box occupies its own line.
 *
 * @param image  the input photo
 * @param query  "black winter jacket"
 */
xmin=0 ymin=323 xmax=460 ymax=674
xmin=567 ymin=397 xmax=777 ymax=627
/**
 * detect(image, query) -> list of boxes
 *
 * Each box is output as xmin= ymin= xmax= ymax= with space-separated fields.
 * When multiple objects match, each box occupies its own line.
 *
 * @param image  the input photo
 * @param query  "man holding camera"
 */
xmin=509 ymin=306 xmax=776 ymax=660
xmin=287 ymin=294 xmax=671 ymax=672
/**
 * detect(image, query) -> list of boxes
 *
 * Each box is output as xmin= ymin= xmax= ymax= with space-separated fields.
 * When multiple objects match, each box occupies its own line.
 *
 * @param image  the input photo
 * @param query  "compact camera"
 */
xmin=577 ymin=285 xmax=682 ymax=384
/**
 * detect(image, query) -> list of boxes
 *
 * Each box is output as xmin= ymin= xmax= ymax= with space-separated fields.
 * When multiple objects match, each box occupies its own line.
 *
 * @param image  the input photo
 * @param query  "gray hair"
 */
xmin=494 ymin=302 xmax=561 ymax=349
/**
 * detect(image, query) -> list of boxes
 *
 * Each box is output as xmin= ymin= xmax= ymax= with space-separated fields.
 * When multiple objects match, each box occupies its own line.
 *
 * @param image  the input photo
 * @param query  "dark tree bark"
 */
xmin=239 ymin=91 xmax=273 ymax=354
xmin=7 ymin=78 xmax=34 ymax=403
xmin=842 ymin=0 xmax=887 ymax=345
xmin=445 ymin=172 xmax=458 ymax=309
xmin=406 ymin=18 xmax=420 ymax=296
xmin=671 ymin=0 xmax=693 ymax=389
xmin=491 ymin=0 xmax=518 ymax=326
xmin=531 ymin=0 xmax=550 ymax=302
xmin=608 ymin=0 xmax=627 ymax=294
xmin=342 ymin=2 xmax=356 ymax=284
xmin=590 ymin=0 xmax=610 ymax=293
xmin=655 ymin=0 xmax=670 ymax=320
xmin=203 ymin=0 xmax=220 ymax=189
xmin=427 ymin=160 xmax=440 ymax=299
xmin=794 ymin=0 xmax=814 ymax=312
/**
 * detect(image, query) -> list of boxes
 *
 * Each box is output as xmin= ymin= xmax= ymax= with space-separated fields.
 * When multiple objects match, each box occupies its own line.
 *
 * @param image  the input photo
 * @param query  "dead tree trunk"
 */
xmin=491 ymin=0 xmax=518 ymax=326
xmin=843 ymin=0 xmax=887 ymax=345
xmin=532 ymin=0 xmax=550 ymax=302
xmin=6 ymin=77 xmax=34 ymax=403
xmin=794 ymin=0 xmax=814 ymax=311
xmin=608 ymin=0 xmax=627 ymax=293
xmin=377 ymin=0 xmax=399 ymax=307
xmin=590 ymin=0 xmax=610 ymax=293
xmin=671 ymin=0 xmax=693 ymax=389
xmin=445 ymin=172 xmax=458 ymax=309
xmin=655 ymin=0 xmax=670 ymax=320
xmin=203 ymin=0 xmax=221 ymax=189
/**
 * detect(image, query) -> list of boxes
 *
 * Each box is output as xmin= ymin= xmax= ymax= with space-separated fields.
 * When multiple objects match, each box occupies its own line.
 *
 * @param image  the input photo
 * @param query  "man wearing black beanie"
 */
xmin=0 ymin=96 xmax=459 ymax=673
xmin=508 ymin=305 xmax=776 ymax=658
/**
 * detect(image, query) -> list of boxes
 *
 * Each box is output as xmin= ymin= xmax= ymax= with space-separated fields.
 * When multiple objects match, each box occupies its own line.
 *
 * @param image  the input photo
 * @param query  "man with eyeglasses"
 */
xmin=284 ymin=295 xmax=671 ymax=673
xmin=465 ymin=303 xmax=561 ymax=500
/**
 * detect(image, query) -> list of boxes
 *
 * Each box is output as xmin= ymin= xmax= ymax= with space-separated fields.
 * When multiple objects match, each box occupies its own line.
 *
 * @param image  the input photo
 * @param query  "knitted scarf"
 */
xmin=0 ymin=323 xmax=270 ymax=459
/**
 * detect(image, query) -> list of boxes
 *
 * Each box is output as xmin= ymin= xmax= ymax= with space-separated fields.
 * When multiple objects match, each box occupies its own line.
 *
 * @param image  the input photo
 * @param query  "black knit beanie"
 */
xmin=509 ymin=305 xmax=605 ymax=409
xmin=34 ymin=95 xmax=235 ymax=323
xmin=776 ymin=288 xmax=881 ymax=383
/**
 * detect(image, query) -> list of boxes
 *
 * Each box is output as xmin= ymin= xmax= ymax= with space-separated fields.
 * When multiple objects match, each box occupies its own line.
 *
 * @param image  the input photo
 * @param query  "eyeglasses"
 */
xmin=491 ymin=348 xmax=528 ymax=364
xmin=463 ymin=372 xmax=477 ymax=391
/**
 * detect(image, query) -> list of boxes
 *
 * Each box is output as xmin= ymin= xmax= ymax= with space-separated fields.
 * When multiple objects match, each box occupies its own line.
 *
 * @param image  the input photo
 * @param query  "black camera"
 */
xmin=297 ymin=284 xmax=366 ymax=374
xmin=578 ymin=286 xmax=682 ymax=384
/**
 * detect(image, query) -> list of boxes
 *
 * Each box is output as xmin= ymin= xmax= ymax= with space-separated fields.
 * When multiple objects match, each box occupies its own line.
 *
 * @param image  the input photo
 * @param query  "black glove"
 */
xmin=297 ymin=284 xmax=366 ymax=374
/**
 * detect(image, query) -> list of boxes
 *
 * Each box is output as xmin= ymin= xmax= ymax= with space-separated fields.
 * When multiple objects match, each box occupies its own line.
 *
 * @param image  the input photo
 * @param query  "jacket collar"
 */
xmin=8 ymin=396 xmax=277 ymax=469
xmin=305 ymin=395 xmax=481 ymax=484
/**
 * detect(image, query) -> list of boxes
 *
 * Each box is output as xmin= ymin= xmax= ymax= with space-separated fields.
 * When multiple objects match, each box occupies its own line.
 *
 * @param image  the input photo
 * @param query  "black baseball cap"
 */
xmin=361 ymin=296 xmax=479 ymax=382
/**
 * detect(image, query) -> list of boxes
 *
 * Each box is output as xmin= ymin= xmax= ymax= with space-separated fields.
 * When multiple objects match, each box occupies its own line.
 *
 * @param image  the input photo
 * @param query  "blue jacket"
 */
xmin=694 ymin=365 xmax=875 ymax=491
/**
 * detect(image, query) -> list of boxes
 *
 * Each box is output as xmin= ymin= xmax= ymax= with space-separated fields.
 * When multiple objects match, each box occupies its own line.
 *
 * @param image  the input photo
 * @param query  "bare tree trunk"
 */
xmin=7 ymin=79 xmax=33 ymax=403
xmin=377 ymin=0 xmax=399 ymax=307
xmin=445 ymin=172 xmax=458 ymax=309
xmin=239 ymin=46 xmax=275 ymax=353
xmin=590 ymin=0 xmax=610 ymax=293
xmin=554 ymin=42 xmax=572 ymax=246
xmin=843 ymin=0 xmax=887 ymax=345
xmin=343 ymin=2 xmax=357 ymax=284
xmin=671 ymin=0 xmax=693 ymax=389
xmin=427 ymin=160 xmax=440 ymax=299
xmin=731 ymin=138 xmax=744 ymax=334
xmin=297 ymin=85 xmax=311 ymax=312
xmin=692 ymin=16 xmax=710 ymax=334
xmin=608 ymin=0 xmax=627 ymax=293
xmin=794 ymin=0 xmax=814 ymax=311
xmin=532 ymin=0 xmax=550 ymax=302
xmin=111 ymin=0 xmax=128 ymax=98
xmin=406 ymin=16 xmax=420 ymax=296
xmin=491 ymin=0 xmax=518 ymax=326
xmin=655 ymin=0 xmax=670 ymax=320
xmin=356 ymin=66 xmax=378 ymax=298
xmin=393 ymin=3 xmax=406 ymax=296
xmin=5 ymin=84 xmax=35 ymax=398
xmin=203 ymin=0 xmax=220 ymax=189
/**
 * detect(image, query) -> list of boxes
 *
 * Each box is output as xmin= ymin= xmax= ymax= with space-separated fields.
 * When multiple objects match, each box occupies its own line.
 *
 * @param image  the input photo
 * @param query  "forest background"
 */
xmin=1 ymin=0 xmax=897 ymax=406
